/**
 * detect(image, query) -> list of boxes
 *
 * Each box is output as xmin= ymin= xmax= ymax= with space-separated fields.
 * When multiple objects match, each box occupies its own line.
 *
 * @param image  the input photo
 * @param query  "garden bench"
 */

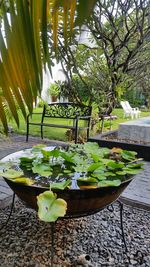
xmin=26 ymin=102 xmax=92 ymax=143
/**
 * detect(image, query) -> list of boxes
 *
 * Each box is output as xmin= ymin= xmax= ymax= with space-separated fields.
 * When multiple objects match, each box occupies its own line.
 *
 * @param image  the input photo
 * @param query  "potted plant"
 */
xmin=0 ymin=142 xmax=143 ymax=222
xmin=49 ymin=83 xmax=60 ymax=102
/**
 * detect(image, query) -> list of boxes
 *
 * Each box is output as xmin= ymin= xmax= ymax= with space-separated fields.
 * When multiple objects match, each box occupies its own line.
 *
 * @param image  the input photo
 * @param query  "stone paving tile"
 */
xmin=120 ymin=161 xmax=150 ymax=210
xmin=0 ymin=134 xmax=150 ymax=211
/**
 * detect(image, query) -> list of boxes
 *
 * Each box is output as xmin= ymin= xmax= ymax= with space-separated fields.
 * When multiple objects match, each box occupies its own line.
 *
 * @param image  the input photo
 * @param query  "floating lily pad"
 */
xmin=88 ymin=162 xmax=105 ymax=172
xmin=10 ymin=177 xmax=34 ymax=185
xmin=123 ymin=168 xmax=143 ymax=175
xmin=31 ymin=144 xmax=46 ymax=152
xmin=107 ymin=161 xmax=125 ymax=169
xmin=121 ymin=150 xmax=137 ymax=161
xmin=32 ymin=163 xmax=52 ymax=176
xmin=98 ymin=179 xmax=121 ymax=187
xmin=0 ymin=169 xmax=23 ymax=179
xmin=92 ymin=173 xmax=107 ymax=180
xmin=41 ymin=148 xmax=60 ymax=161
xmin=51 ymin=180 xmax=71 ymax=190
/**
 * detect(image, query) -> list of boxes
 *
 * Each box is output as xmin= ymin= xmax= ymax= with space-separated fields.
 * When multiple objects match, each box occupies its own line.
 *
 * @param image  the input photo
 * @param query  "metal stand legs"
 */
xmin=50 ymin=222 xmax=55 ymax=267
xmin=0 ymin=192 xmax=15 ymax=231
xmin=117 ymin=200 xmax=128 ymax=252
xmin=107 ymin=201 xmax=128 ymax=252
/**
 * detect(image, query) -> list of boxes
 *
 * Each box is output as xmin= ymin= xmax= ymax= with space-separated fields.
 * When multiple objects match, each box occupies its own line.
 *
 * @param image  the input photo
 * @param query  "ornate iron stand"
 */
xmin=0 ymin=192 xmax=16 ymax=231
xmin=107 ymin=200 xmax=128 ymax=252
xmin=0 ymin=197 xmax=128 ymax=266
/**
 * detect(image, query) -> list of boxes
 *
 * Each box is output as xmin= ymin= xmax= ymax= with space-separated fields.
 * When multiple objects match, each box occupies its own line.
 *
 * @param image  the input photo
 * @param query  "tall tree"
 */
xmin=88 ymin=0 xmax=150 ymax=110
xmin=57 ymin=0 xmax=150 ymax=115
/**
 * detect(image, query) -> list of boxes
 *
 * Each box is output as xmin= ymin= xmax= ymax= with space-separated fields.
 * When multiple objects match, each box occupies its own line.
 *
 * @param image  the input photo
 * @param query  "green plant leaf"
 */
xmin=83 ymin=142 xmax=100 ymax=155
xmin=31 ymin=144 xmax=46 ymax=152
xmin=60 ymin=151 xmax=75 ymax=163
xmin=98 ymin=179 xmax=121 ymax=187
xmin=99 ymin=158 xmax=115 ymax=165
xmin=32 ymin=163 xmax=52 ymax=176
xmin=0 ymin=162 xmax=13 ymax=171
xmin=0 ymin=169 xmax=23 ymax=179
xmin=88 ymin=162 xmax=104 ymax=172
xmin=123 ymin=168 xmax=142 ymax=175
xmin=92 ymin=173 xmax=107 ymax=180
xmin=93 ymin=166 xmax=106 ymax=173
xmin=20 ymin=156 xmax=36 ymax=167
xmin=10 ymin=177 xmax=34 ymax=185
xmin=37 ymin=191 xmax=67 ymax=222
xmin=51 ymin=180 xmax=71 ymax=190
xmin=42 ymin=148 xmax=60 ymax=161
xmin=126 ymin=163 xmax=144 ymax=169
xmin=116 ymin=171 xmax=127 ymax=176
xmin=104 ymin=172 xmax=116 ymax=177
xmin=121 ymin=150 xmax=137 ymax=161
xmin=107 ymin=162 xmax=125 ymax=169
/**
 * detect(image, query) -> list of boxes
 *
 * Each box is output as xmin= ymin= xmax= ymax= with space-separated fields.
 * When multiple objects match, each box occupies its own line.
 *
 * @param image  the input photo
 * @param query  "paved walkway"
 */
xmin=0 ymin=134 xmax=150 ymax=210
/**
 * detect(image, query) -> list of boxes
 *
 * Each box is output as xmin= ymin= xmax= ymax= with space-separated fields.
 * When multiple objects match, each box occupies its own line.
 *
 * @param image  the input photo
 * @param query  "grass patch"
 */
xmin=2 ymin=108 xmax=150 ymax=141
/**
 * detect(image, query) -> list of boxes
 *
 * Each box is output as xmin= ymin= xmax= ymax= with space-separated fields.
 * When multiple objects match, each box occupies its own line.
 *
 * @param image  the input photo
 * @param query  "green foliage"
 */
xmin=98 ymin=180 xmax=121 ymax=187
xmin=123 ymin=88 xmax=146 ymax=107
xmin=49 ymin=83 xmax=60 ymax=97
xmin=32 ymin=163 xmax=52 ymax=177
xmin=37 ymin=191 xmax=67 ymax=222
xmin=0 ymin=169 xmax=23 ymax=179
xmin=51 ymin=180 xmax=71 ymax=190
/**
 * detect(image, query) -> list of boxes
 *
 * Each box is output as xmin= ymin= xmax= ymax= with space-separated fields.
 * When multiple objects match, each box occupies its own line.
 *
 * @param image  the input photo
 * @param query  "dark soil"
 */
xmin=101 ymin=131 xmax=150 ymax=146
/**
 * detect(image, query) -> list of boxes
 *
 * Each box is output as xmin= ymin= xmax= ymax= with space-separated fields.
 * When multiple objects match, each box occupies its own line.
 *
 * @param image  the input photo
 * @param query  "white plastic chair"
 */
xmin=120 ymin=101 xmax=141 ymax=119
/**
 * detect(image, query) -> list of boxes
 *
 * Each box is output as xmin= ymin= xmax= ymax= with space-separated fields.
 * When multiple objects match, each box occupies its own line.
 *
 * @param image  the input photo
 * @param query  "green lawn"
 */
xmin=5 ymin=108 xmax=150 ymax=141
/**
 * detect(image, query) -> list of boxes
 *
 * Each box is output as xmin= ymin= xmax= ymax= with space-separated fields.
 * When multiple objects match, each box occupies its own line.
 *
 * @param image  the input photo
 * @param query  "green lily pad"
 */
xmin=104 ymin=172 xmax=116 ymax=177
xmin=37 ymin=191 xmax=67 ymax=222
xmin=0 ymin=169 xmax=24 ymax=179
xmin=98 ymin=179 xmax=121 ymax=187
xmin=107 ymin=162 xmax=125 ymax=169
xmin=92 ymin=173 xmax=107 ymax=180
xmin=10 ymin=177 xmax=34 ymax=185
xmin=121 ymin=150 xmax=137 ymax=161
xmin=116 ymin=171 xmax=127 ymax=176
xmin=126 ymin=163 xmax=144 ymax=169
xmin=42 ymin=148 xmax=60 ymax=161
xmin=60 ymin=152 xmax=75 ymax=163
xmin=123 ymin=168 xmax=142 ymax=175
xmin=31 ymin=144 xmax=46 ymax=152
xmin=0 ymin=162 xmax=13 ymax=171
xmin=32 ymin=163 xmax=52 ymax=176
xmin=88 ymin=162 xmax=104 ymax=172
xmin=51 ymin=180 xmax=71 ymax=190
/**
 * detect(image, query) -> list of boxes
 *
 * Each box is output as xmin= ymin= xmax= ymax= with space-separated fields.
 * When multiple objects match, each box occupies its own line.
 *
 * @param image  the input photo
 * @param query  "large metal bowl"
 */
xmin=4 ymin=177 xmax=132 ymax=218
xmin=1 ymin=148 xmax=133 ymax=218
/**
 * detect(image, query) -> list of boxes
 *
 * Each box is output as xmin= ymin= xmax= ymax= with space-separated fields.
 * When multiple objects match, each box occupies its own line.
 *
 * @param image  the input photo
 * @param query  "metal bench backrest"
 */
xmin=43 ymin=102 xmax=92 ymax=119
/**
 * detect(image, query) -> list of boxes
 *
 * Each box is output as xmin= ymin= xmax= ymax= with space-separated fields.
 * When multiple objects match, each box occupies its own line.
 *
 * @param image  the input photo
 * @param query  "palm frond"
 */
xmin=0 ymin=0 xmax=97 ymax=133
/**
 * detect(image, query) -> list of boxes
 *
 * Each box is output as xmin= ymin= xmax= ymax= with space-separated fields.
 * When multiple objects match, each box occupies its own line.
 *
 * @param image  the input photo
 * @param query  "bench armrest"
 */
xmin=76 ymin=115 xmax=92 ymax=120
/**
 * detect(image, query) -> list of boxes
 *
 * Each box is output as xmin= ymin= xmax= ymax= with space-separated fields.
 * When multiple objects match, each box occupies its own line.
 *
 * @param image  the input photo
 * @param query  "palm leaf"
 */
xmin=0 ymin=0 xmax=97 ymax=133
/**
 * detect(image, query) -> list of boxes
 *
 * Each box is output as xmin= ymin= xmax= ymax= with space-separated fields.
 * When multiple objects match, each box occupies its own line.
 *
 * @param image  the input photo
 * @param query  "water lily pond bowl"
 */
xmin=0 ymin=144 xmax=142 ymax=219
